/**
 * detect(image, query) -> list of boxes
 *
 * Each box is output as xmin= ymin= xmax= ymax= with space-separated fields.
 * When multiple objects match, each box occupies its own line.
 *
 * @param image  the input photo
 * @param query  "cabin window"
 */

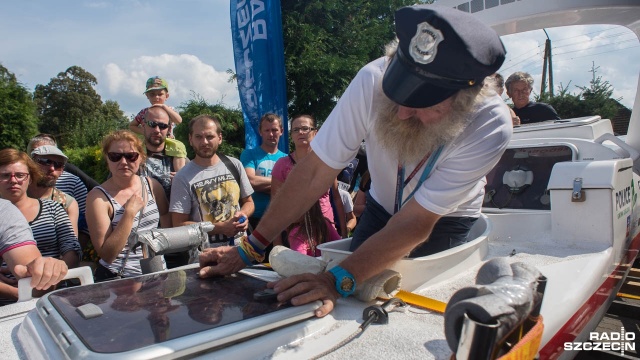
xmin=484 ymin=145 xmax=574 ymax=210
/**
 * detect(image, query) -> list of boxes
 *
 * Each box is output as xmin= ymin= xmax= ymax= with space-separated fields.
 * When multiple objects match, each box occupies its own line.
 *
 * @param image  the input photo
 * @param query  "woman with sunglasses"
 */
xmin=86 ymin=130 xmax=171 ymax=281
xmin=270 ymin=115 xmax=346 ymax=255
xmin=0 ymin=149 xmax=80 ymax=271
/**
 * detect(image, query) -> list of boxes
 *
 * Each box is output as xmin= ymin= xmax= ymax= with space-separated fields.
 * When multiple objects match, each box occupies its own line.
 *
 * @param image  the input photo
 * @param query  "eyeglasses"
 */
xmin=146 ymin=120 xmax=170 ymax=130
xmin=291 ymin=126 xmax=316 ymax=133
xmin=107 ymin=152 xmax=140 ymax=162
xmin=510 ymin=87 xmax=531 ymax=95
xmin=33 ymin=157 xmax=66 ymax=170
xmin=0 ymin=172 xmax=29 ymax=183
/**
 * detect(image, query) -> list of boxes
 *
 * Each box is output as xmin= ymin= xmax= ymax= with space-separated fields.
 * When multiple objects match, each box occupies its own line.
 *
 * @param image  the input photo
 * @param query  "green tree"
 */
xmin=575 ymin=73 xmax=619 ymax=121
xmin=177 ymin=93 xmax=245 ymax=158
xmin=281 ymin=0 xmax=422 ymax=123
xmin=536 ymin=82 xmax=583 ymax=119
xmin=34 ymin=66 xmax=102 ymax=141
xmin=65 ymin=100 xmax=129 ymax=148
xmin=0 ymin=64 xmax=39 ymax=150
xmin=537 ymin=64 xmax=620 ymax=121
xmin=33 ymin=66 xmax=127 ymax=147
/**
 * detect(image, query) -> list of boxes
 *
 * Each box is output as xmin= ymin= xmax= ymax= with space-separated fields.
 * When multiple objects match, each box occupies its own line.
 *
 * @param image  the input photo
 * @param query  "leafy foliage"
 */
xmin=535 ymin=82 xmax=583 ymax=119
xmin=64 ymin=146 xmax=110 ymax=183
xmin=281 ymin=0 xmax=422 ymax=123
xmin=67 ymin=100 xmax=130 ymax=148
xmin=536 ymin=65 xmax=621 ymax=121
xmin=0 ymin=64 xmax=39 ymax=150
xmin=33 ymin=66 xmax=128 ymax=148
xmin=177 ymin=93 xmax=245 ymax=158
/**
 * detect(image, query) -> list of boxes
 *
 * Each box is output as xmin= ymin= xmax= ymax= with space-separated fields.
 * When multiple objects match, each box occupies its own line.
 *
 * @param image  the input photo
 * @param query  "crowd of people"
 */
xmin=0 ymin=5 xmax=566 ymax=312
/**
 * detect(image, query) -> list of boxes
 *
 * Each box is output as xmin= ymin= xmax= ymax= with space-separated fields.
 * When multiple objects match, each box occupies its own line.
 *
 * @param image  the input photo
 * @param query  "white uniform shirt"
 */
xmin=312 ymin=57 xmax=512 ymax=217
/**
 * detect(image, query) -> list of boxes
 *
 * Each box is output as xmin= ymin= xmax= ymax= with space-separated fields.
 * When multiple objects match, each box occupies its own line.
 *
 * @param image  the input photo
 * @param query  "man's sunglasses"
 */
xmin=107 ymin=152 xmax=140 ymax=162
xmin=146 ymin=120 xmax=170 ymax=130
xmin=33 ymin=157 xmax=66 ymax=170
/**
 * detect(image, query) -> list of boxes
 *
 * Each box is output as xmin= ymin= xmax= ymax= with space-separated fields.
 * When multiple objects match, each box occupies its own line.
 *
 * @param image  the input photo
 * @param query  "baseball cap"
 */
xmin=382 ymin=5 xmax=506 ymax=108
xmin=144 ymin=76 xmax=169 ymax=94
xmin=31 ymin=145 xmax=68 ymax=160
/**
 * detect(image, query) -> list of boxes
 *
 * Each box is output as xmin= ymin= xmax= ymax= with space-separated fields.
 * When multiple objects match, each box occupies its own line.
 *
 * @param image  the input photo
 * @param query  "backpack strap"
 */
xmin=218 ymin=153 xmax=242 ymax=185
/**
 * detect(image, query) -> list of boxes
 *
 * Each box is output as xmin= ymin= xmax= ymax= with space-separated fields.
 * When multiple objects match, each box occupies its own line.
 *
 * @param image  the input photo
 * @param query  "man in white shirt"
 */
xmin=197 ymin=4 xmax=512 ymax=317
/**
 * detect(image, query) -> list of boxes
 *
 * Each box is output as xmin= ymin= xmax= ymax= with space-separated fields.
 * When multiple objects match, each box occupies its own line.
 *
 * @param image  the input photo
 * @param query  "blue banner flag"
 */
xmin=230 ymin=0 xmax=289 ymax=152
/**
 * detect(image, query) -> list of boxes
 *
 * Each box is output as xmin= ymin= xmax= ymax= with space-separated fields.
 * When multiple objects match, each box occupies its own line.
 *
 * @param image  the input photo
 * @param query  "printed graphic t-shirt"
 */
xmin=170 ymin=158 xmax=254 ymax=226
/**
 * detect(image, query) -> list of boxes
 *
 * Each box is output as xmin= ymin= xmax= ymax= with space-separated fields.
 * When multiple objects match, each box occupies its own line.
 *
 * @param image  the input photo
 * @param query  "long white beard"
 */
xmin=373 ymin=94 xmax=473 ymax=164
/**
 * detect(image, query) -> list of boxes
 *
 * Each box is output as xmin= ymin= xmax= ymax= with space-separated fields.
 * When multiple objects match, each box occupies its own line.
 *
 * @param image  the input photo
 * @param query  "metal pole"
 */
xmin=548 ymin=39 xmax=554 ymax=97
xmin=542 ymin=29 xmax=553 ymax=97
xmin=541 ymin=41 xmax=548 ymax=96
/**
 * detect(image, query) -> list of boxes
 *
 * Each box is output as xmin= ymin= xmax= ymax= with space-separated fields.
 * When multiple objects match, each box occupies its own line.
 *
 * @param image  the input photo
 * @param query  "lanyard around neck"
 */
xmin=393 ymin=145 xmax=444 ymax=213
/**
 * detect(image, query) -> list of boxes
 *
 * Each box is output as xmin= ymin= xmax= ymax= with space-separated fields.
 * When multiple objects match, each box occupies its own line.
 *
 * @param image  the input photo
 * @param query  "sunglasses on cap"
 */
xmin=33 ymin=157 xmax=66 ymax=170
xmin=146 ymin=120 xmax=170 ymax=130
xmin=107 ymin=152 xmax=140 ymax=162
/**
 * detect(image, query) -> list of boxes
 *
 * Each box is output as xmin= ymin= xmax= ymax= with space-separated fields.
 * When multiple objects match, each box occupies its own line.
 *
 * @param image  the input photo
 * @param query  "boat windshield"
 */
xmin=47 ymin=269 xmax=294 ymax=353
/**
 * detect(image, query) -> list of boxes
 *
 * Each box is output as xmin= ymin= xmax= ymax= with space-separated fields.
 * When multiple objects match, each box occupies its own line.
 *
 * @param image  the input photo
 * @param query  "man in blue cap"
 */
xmin=197 ymin=4 xmax=513 ymax=316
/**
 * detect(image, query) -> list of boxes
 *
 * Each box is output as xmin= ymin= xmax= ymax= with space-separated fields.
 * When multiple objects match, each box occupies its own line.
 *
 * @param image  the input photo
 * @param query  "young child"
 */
xmin=280 ymin=201 xmax=342 ymax=257
xmin=129 ymin=76 xmax=187 ymax=158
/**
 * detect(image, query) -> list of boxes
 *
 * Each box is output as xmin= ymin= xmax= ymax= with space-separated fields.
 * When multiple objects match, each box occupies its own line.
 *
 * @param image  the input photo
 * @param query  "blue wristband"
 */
xmin=247 ymin=235 xmax=266 ymax=255
xmin=237 ymin=246 xmax=253 ymax=266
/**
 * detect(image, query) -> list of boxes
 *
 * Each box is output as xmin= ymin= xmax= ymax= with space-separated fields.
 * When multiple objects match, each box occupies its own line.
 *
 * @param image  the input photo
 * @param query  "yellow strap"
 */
xmin=380 ymin=290 xmax=447 ymax=313
xmin=617 ymin=292 xmax=640 ymax=300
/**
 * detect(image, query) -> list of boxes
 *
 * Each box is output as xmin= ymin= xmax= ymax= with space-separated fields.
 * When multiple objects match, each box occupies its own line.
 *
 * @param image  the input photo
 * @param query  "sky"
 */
xmin=1 ymin=1 xmax=638 ymax=120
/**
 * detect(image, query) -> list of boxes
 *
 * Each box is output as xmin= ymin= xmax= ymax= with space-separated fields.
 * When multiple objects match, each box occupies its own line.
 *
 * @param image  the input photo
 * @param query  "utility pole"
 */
xmin=541 ymin=29 xmax=554 ymax=97
xmin=589 ymin=61 xmax=600 ymax=83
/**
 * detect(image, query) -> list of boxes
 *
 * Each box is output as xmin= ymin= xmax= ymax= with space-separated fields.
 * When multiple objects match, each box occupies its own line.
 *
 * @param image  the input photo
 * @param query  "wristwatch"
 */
xmin=328 ymin=265 xmax=357 ymax=298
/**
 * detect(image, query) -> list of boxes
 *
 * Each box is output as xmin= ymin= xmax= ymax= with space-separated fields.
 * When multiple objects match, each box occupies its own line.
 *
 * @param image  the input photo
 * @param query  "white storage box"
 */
xmin=547 ymin=159 xmax=634 ymax=250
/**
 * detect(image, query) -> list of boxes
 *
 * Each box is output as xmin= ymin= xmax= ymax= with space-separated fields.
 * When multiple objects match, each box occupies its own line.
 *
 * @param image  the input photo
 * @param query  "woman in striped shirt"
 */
xmin=0 ymin=149 xmax=80 ymax=269
xmin=86 ymin=130 xmax=171 ymax=281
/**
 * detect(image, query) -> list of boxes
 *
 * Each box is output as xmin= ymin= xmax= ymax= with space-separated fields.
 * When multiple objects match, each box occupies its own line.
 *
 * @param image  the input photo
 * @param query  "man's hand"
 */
xmin=268 ymin=272 xmax=339 ymax=317
xmin=13 ymin=257 xmax=68 ymax=290
xmin=215 ymin=212 xmax=249 ymax=237
xmin=512 ymin=116 xmax=521 ymax=126
xmin=198 ymin=246 xmax=246 ymax=278
xmin=215 ymin=218 xmax=240 ymax=238
xmin=233 ymin=212 xmax=249 ymax=233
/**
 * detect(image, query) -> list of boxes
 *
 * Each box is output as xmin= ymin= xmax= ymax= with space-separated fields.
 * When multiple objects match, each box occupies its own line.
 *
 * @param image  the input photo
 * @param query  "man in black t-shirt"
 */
xmin=506 ymin=71 xmax=560 ymax=124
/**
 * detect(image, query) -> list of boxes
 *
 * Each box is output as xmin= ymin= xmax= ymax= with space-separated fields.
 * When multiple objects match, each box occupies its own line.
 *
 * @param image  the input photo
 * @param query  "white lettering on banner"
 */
xmin=234 ymin=0 xmax=267 ymax=108
xmin=243 ymin=49 xmax=254 ymax=87
xmin=251 ymin=0 xmax=265 ymax=18
xmin=253 ymin=19 xmax=267 ymax=40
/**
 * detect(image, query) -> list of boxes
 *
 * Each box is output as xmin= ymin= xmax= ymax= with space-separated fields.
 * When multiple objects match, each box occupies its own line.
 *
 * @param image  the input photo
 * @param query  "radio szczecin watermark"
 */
xmin=564 ymin=327 xmax=635 ymax=355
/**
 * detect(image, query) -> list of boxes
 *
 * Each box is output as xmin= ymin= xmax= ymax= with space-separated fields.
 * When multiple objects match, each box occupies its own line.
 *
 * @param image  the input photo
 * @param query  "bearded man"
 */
xmin=196 ymin=5 xmax=512 ymax=317
xmin=139 ymin=106 xmax=188 ymax=200
xmin=28 ymin=145 xmax=80 ymax=237
xmin=169 ymin=115 xmax=254 ymax=254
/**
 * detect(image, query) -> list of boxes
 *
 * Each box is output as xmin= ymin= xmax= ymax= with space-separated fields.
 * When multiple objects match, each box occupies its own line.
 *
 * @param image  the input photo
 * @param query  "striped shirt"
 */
xmin=30 ymin=199 xmax=81 ymax=259
xmin=95 ymin=177 xmax=160 ymax=276
xmin=56 ymin=171 xmax=88 ymax=233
